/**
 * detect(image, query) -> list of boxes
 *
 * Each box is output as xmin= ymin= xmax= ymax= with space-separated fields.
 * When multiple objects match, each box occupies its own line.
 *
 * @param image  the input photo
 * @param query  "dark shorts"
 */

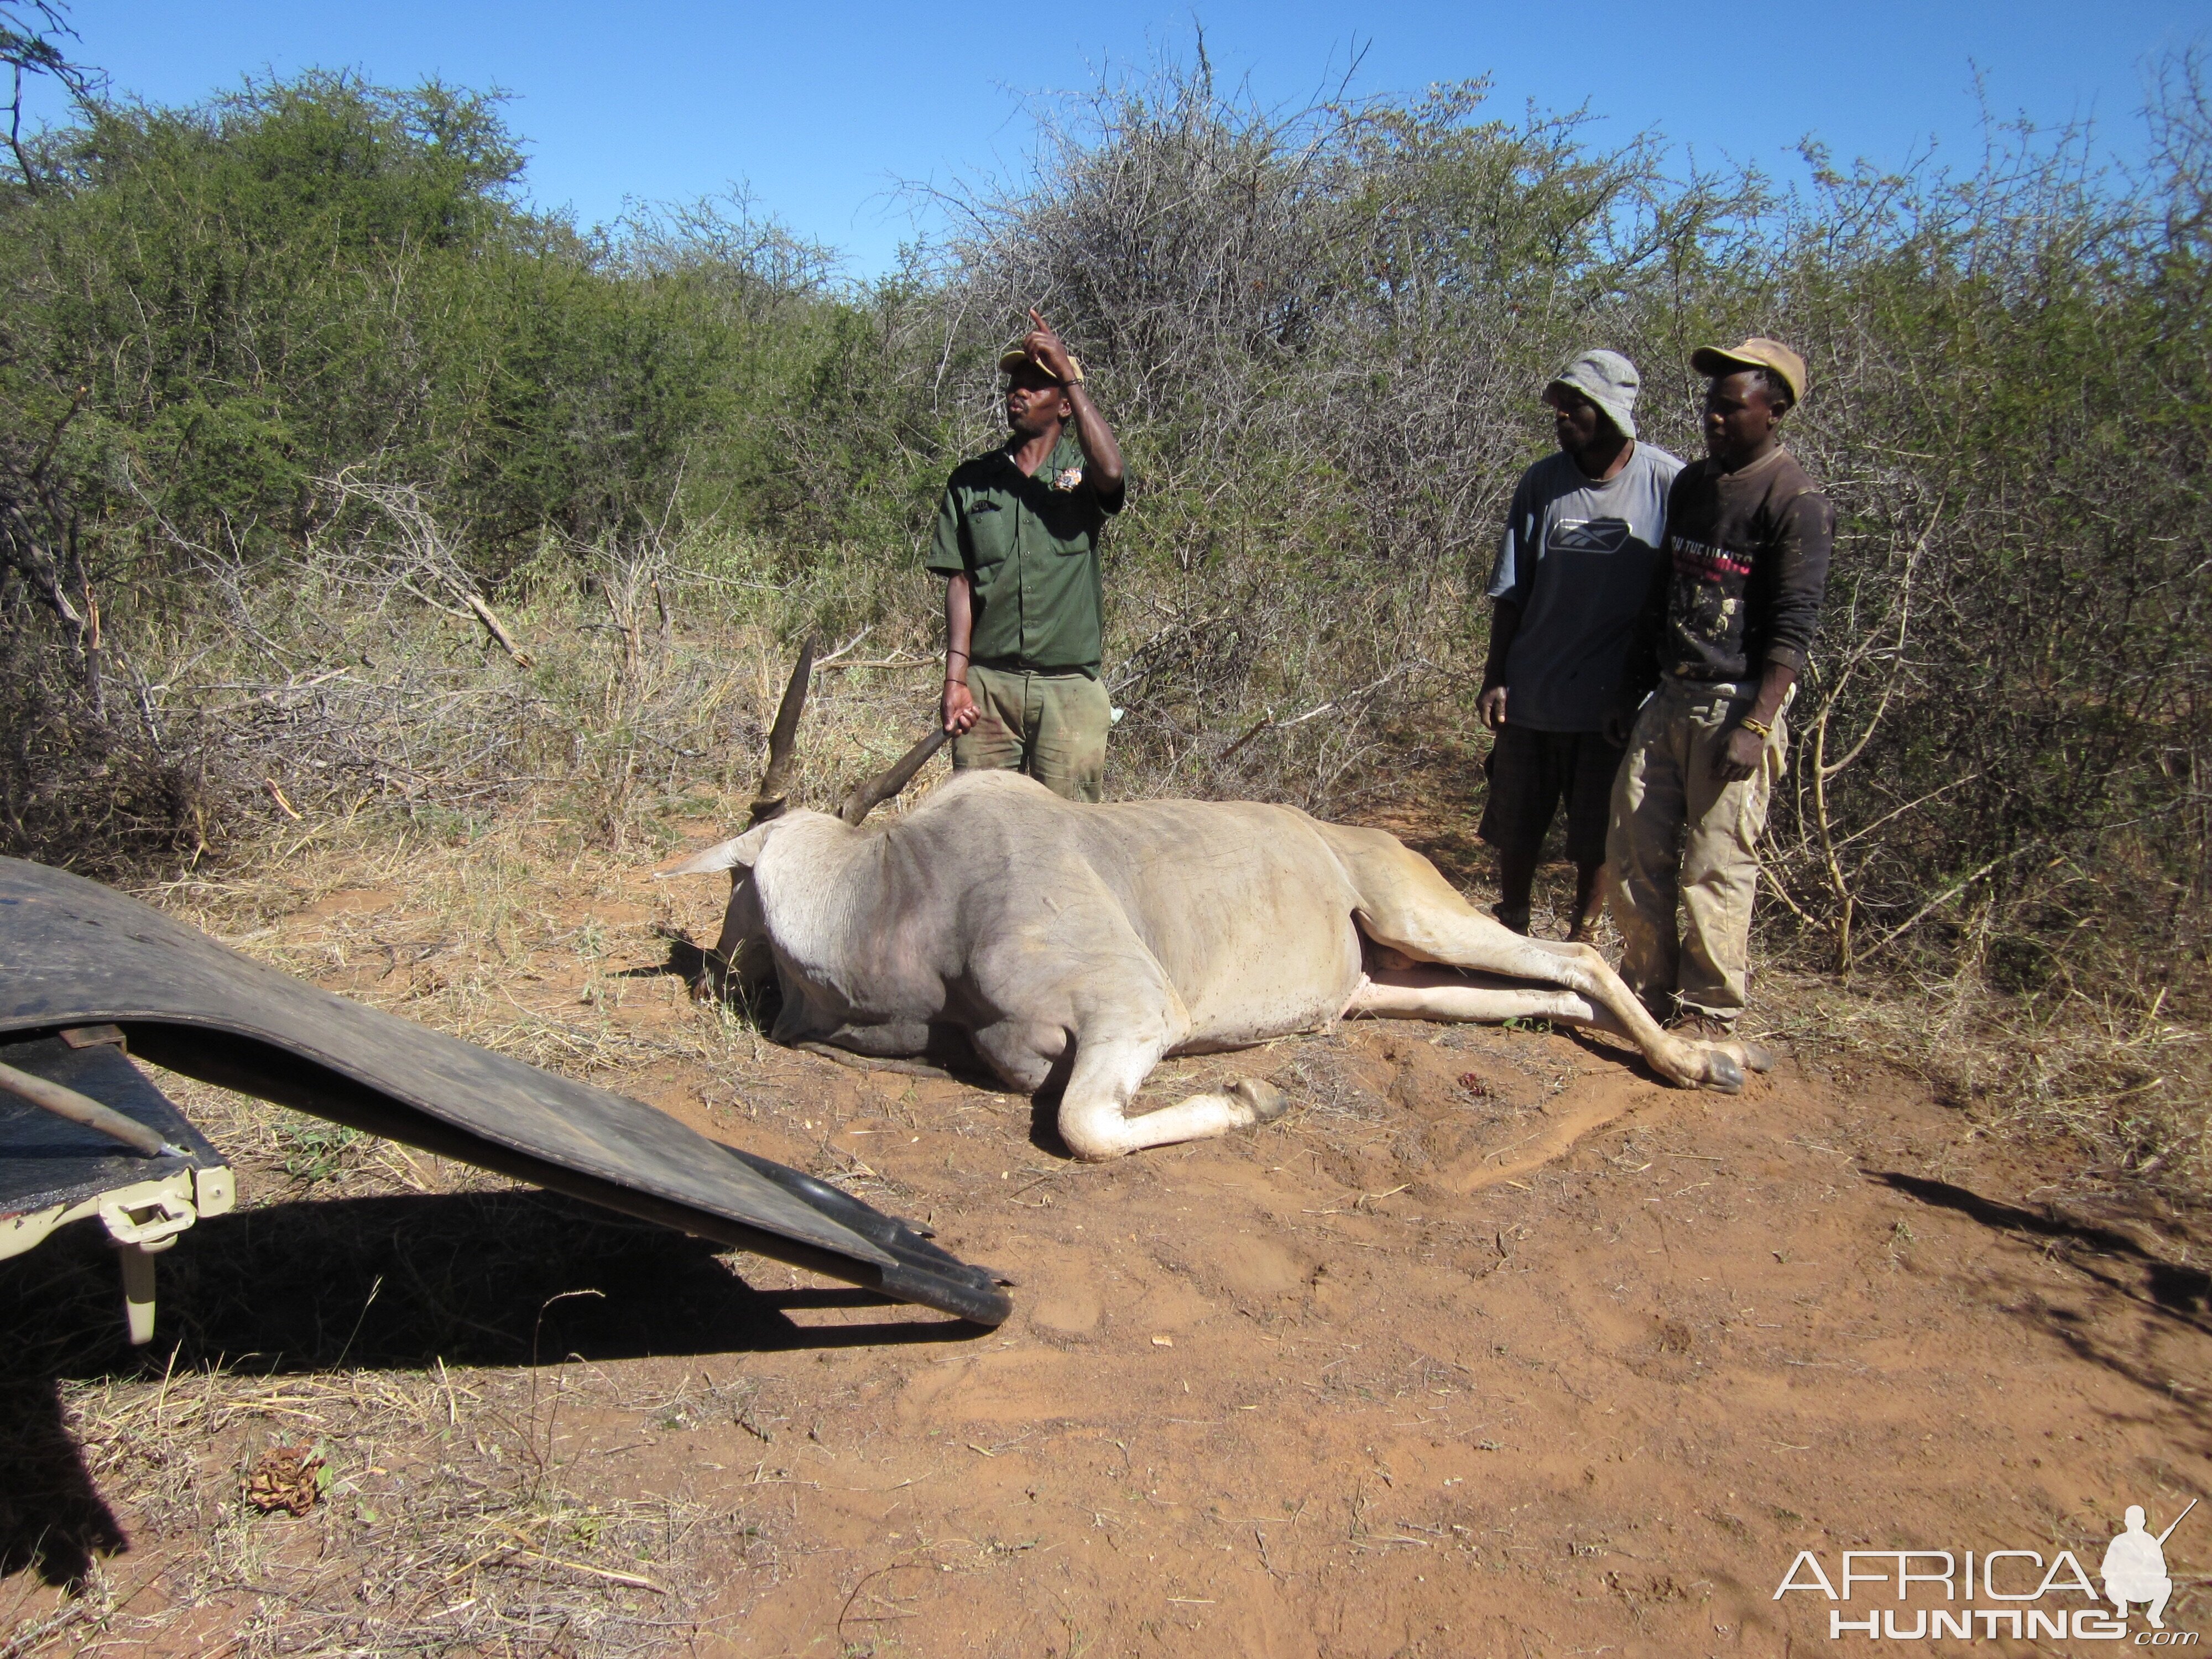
xmin=1478 ymin=724 xmax=1624 ymax=865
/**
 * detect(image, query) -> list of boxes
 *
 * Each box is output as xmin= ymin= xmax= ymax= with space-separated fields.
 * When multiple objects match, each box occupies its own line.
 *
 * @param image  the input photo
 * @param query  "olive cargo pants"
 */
xmin=1605 ymin=676 xmax=1788 ymax=1023
xmin=952 ymin=662 xmax=1111 ymax=803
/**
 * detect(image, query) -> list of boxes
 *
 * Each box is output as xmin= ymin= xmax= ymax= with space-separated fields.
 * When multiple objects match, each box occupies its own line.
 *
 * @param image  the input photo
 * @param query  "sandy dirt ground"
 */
xmin=4 ymin=827 xmax=2209 ymax=1657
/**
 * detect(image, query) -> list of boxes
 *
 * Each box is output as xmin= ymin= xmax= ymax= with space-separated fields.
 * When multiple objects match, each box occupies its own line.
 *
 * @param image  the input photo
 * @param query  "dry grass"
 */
xmin=1750 ymin=961 xmax=2212 ymax=1206
xmin=4 ymin=1360 xmax=769 ymax=1659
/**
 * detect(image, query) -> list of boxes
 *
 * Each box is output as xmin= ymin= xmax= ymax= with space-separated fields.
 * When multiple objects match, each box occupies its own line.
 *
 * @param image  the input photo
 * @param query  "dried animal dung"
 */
xmin=243 ymin=1444 xmax=325 ymax=1516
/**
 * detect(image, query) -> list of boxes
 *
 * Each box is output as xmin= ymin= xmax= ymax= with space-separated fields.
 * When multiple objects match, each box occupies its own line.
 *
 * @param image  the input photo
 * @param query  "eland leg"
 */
xmin=967 ymin=886 xmax=1291 ymax=1161
xmin=1318 ymin=823 xmax=1764 ymax=1092
xmin=1348 ymin=966 xmax=1781 ymax=1071
xmin=970 ymin=1012 xmax=1287 ymax=1162
xmin=1348 ymin=966 xmax=1617 ymax=1032
xmin=1054 ymin=1032 xmax=1288 ymax=1162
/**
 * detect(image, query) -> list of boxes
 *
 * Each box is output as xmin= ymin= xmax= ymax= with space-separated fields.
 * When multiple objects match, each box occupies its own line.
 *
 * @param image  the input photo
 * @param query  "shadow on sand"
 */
xmin=0 ymin=1187 xmax=989 ymax=1588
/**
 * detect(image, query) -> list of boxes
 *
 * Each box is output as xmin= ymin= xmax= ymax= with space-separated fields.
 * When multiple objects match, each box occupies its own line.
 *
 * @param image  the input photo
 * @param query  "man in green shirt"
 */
xmin=927 ymin=310 xmax=1126 ymax=801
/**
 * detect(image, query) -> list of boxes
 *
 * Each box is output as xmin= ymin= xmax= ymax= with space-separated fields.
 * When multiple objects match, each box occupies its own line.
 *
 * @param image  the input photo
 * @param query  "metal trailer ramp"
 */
xmin=0 ymin=857 xmax=1010 ymax=1332
xmin=0 ymin=1029 xmax=237 ymax=1342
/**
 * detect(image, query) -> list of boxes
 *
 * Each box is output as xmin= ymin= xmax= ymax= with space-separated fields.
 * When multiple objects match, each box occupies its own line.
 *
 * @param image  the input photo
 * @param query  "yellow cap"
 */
xmin=998 ymin=344 xmax=1084 ymax=383
xmin=1689 ymin=337 xmax=1807 ymax=406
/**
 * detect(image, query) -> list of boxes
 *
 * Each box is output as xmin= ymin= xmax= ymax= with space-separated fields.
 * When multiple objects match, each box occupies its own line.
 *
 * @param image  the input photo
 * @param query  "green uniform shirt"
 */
xmin=926 ymin=431 xmax=1117 ymax=676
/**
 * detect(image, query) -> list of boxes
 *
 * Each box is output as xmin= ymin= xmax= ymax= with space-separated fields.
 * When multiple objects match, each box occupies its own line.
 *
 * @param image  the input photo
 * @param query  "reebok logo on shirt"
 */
xmin=1548 ymin=518 xmax=1633 ymax=556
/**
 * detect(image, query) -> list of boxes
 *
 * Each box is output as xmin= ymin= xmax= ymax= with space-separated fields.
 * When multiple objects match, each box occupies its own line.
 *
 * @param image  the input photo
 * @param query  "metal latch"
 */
xmin=97 ymin=1188 xmax=200 ymax=1344
xmin=98 ymin=1190 xmax=196 ymax=1249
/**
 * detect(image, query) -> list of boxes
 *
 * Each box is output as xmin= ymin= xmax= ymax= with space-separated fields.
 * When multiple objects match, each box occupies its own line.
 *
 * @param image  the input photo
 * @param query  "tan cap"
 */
xmin=1690 ymin=336 xmax=1807 ymax=406
xmin=998 ymin=343 xmax=1085 ymax=383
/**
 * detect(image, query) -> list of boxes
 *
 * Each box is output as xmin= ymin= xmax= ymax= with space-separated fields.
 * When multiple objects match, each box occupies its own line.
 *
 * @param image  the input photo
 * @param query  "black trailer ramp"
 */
xmin=0 ymin=857 xmax=1010 ymax=1332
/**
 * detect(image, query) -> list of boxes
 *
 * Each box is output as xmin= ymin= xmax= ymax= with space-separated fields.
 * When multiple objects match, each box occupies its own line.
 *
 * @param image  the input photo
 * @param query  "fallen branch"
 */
xmin=816 ymin=655 xmax=940 ymax=673
xmin=463 ymin=593 xmax=534 ymax=668
xmin=812 ymin=625 xmax=874 ymax=668
xmin=1214 ymin=662 xmax=1425 ymax=756
xmin=322 ymin=472 xmax=534 ymax=668
xmin=504 ymin=1548 xmax=666 ymax=1595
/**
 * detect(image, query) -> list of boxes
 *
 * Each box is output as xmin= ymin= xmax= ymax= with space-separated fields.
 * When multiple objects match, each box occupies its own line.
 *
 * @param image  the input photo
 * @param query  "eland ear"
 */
xmin=652 ymin=826 xmax=772 ymax=879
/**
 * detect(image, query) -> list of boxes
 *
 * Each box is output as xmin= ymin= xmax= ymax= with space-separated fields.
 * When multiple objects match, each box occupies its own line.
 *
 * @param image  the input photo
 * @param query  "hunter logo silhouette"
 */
xmin=2104 ymin=1499 xmax=2194 ymax=1629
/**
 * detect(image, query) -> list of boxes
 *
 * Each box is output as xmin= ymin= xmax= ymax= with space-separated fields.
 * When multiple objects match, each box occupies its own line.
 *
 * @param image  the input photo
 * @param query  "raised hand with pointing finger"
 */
xmin=1018 ymin=309 xmax=1083 ymax=386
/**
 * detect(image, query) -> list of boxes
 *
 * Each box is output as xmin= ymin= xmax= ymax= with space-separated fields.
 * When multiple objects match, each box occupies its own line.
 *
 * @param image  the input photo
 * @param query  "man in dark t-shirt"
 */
xmin=1479 ymin=349 xmax=1681 ymax=939
xmin=1606 ymin=337 xmax=1834 ymax=1031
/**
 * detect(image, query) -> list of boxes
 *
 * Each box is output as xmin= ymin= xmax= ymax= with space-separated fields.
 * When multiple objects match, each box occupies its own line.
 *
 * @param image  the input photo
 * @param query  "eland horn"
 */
xmin=747 ymin=640 xmax=816 ymax=825
xmin=839 ymin=728 xmax=949 ymax=827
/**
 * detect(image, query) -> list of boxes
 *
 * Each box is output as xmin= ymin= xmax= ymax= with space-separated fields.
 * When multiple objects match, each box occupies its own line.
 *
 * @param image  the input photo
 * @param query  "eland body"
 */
xmin=662 ymin=763 xmax=1767 ymax=1162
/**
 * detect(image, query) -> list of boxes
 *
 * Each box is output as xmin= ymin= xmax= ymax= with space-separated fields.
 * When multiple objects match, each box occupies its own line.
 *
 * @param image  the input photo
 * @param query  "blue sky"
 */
xmin=22 ymin=2 xmax=2208 ymax=277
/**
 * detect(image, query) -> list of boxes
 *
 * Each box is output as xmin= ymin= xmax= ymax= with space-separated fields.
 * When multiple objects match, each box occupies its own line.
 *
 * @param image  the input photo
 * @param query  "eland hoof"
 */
xmin=1700 ymin=1050 xmax=1745 ymax=1094
xmin=1231 ymin=1078 xmax=1291 ymax=1124
xmin=1738 ymin=1040 xmax=1776 ymax=1074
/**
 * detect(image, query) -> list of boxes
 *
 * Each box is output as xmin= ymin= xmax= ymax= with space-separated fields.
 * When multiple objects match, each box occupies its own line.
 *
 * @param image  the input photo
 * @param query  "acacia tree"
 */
xmin=0 ymin=0 xmax=100 ymax=684
xmin=1 ymin=0 xmax=96 ymax=193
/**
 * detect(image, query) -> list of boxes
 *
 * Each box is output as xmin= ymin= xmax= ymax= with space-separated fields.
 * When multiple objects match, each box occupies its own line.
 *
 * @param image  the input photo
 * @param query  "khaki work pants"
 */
xmin=952 ymin=662 xmax=1110 ymax=803
xmin=1605 ymin=676 xmax=1788 ymax=1022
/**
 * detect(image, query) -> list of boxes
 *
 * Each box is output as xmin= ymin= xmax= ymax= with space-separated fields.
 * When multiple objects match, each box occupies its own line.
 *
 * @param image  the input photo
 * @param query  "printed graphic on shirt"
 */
xmin=1668 ymin=532 xmax=1755 ymax=649
xmin=1547 ymin=517 xmax=1634 ymax=556
xmin=1670 ymin=534 xmax=1753 ymax=580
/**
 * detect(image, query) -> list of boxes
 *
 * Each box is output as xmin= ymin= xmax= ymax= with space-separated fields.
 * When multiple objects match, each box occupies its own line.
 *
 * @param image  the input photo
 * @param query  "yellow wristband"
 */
xmin=1738 ymin=716 xmax=1771 ymax=738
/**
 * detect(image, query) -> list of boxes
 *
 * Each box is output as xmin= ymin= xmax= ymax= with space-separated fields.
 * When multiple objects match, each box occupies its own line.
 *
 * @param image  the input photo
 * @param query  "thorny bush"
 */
xmin=0 ymin=46 xmax=2205 ymax=1186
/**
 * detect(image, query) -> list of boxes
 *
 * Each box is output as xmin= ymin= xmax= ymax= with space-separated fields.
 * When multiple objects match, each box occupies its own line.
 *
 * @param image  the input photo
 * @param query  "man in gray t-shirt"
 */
xmin=1477 ymin=349 xmax=1682 ymax=938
